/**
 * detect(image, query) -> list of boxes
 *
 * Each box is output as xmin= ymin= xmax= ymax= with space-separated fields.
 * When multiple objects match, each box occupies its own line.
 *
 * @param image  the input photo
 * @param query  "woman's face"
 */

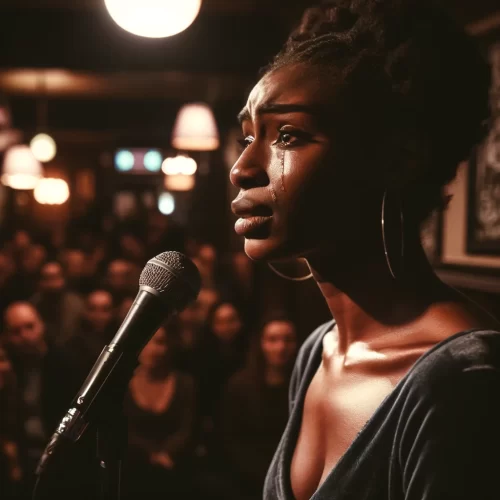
xmin=85 ymin=291 xmax=114 ymax=333
xmin=261 ymin=320 xmax=297 ymax=369
xmin=211 ymin=303 xmax=242 ymax=343
xmin=139 ymin=328 xmax=169 ymax=370
xmin=230 ymin=64 xmax=378 ymax=262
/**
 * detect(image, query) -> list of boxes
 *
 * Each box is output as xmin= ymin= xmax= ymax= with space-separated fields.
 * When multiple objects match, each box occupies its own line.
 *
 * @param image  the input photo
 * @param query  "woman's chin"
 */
xmin=243 ymin=237 xmax=291 ymax=262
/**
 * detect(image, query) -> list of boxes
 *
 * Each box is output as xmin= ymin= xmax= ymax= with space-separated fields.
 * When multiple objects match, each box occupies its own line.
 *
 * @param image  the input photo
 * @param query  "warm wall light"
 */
xmin=30 ymin=133 xmax=57 ymax=163
xmin=2 ymin=145 xmax=43 ymax=190
xmin=104 ymin=0 xmax=202 ymax=38
xmin=162 ymin=154 xmax=197 ymax=175
xmin=34 ymin=178 xmax=70 ymax=205
xmin=172 ymin=103 xmax=219 ymax=151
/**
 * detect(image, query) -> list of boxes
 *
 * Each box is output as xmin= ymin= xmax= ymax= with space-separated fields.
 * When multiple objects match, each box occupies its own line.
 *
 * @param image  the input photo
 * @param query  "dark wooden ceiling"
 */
xmin=0 ymin=0 xmax=499 ymax=140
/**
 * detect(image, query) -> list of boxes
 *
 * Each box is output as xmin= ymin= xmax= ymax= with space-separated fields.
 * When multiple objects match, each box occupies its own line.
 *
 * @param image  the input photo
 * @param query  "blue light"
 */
xmin=158 ymin=192 xmax=175 ymax=215
xmin=144 ymin=150 xmax=162 ymax=172
xmin=115 ymin=150 xmax=134 ymax=172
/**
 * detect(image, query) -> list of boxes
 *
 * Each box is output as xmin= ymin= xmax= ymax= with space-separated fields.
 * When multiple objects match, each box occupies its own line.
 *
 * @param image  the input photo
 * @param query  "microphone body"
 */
xmin=36 ymin=252 xmax=200 ymax=475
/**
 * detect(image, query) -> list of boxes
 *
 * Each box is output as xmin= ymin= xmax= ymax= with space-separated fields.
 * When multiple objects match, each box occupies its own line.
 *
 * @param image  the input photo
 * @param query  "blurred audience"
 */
xmin=124 ymin=325 xmax=197 ymax=498
xmin=219 ymin=317 xmax=298 ymax=499
xmin=30 ymin=262 xmax=85 ymax=347
xmin=105 ymin=259 xmax=138 ymax=302
xmin=0 ymin=346 xmax=21 ymax=497
xmin=1 ymin=302 xmax=76 ymax=495
xmin=63 ymin=288 xmax=117 ymax=384
xmin=0 ymin=211 xmax=311 ymax=499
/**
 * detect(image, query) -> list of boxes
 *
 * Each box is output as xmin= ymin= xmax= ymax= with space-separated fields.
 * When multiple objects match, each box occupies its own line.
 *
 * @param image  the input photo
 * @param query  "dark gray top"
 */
xmin=264 ymin=320 xmax=500 ymax=499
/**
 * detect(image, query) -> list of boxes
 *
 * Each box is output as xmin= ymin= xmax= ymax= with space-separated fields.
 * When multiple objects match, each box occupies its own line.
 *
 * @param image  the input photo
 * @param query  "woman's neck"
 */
xmin=307 ymin=234 xmax=452 ymax=354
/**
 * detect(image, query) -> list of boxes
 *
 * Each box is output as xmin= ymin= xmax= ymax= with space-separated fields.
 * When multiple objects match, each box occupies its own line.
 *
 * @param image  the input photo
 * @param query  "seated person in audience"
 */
xmin=63 ymin=288 xmax=117 ymax=384
xmin=219 ymin=317 xmax=298 ymax=499
xmin=30 ymin=261 xmax=85 ymax=346
xmin=0 ymin=345 xmax=22 ymax=496
xmin=124 ymin=325 xmax=197 ymax=498
xmin=105 ymin=259 xmax=137 ymax=302
xmin=198 ymin=301 xmax=248 ymax=450
xmin=1 ymin=302 xmax=77 ymax=493
xmin=60 ymin=248 xmax=95 ymax=295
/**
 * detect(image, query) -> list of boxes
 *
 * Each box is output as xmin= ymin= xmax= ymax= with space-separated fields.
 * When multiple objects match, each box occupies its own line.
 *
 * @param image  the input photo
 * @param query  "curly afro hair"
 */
xmin=265 ymin=0 xmax=491 ymax=223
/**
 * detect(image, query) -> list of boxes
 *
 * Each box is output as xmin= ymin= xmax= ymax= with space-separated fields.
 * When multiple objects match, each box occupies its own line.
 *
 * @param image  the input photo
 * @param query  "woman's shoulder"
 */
xmin=402 ymin=328 xmax=500 ymax=399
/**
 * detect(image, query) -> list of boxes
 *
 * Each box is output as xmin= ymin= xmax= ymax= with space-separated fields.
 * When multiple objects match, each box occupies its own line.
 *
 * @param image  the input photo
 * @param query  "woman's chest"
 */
xmin=290 ymin=349 xmax=425 ymax=500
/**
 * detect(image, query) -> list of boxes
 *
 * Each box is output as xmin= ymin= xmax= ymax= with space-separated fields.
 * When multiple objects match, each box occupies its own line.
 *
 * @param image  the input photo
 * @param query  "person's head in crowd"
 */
xmin=38 ymin=261 xmax=66 ymax=297
xmin=119 ymin=227 xmax=146 ymax=264
xmin=138 ymin=324 xmax=178 ymax=377
xmin=117 ymin=295 xmax=135 ymax=324
xmin=83 ymin=289 xmax=115 ymax=334
xmin=242 ymin=315 xmax=297 ymax=389
xmin=61 ymin=249 xmax=87 ymax=283
xmin=2 ymin=302 xmax=47 ymax=359
xmin=11 ymin=230 xmax=31 ymax=254
xmin=106 ymin=259 xmax=135 ymax=298
xmin=259 ymin=316 xmax=297 ymax=375
xmin=207 ymin=301 xmax=245 ymax=345
xmin=20 ymin=244 xmax=47 ymax=276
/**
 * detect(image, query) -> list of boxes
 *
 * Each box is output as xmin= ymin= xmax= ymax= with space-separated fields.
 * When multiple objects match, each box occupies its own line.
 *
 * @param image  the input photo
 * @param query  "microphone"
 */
xmin=35 ymin=251 xmax=201 ymax=475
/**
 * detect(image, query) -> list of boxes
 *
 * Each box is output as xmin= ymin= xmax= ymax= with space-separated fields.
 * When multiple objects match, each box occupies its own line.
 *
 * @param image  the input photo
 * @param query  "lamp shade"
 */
xmin=172 ymin=103 xmax=220 ymax=151
xmin=2 ymin=145 xmax=43 ymax=190
xmin=104 ymin=0 xmax=202 ymax=38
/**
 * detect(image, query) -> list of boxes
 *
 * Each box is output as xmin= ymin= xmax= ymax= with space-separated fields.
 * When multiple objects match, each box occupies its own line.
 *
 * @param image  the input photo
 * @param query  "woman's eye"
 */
xmin=274 ymin=129 xmax=305 ymax=148
xmin=237 ymin=136 xmax=254 ymax=150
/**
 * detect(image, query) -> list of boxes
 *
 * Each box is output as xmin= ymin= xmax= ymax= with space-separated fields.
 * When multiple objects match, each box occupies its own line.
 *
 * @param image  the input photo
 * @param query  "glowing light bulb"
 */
xmin=30 ymin=133 xmax=57 ymax=163
xmin=104 ymin=0 xmax=202 ymax=38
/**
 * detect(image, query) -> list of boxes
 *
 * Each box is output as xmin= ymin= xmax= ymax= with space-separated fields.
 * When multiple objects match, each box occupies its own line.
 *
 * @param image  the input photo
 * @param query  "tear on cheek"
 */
xmin=280 ymin=149 xmax=286 ymax=192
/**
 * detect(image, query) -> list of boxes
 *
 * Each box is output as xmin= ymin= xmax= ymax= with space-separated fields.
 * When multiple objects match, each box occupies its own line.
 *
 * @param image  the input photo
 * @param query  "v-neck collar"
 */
xmin=278 ymin=323 xmax=484 ymax=500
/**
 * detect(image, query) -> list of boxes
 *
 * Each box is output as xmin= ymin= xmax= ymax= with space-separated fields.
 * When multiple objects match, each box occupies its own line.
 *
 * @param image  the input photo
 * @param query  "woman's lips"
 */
xmin=234 ymin=215 xmax=272 ymax=237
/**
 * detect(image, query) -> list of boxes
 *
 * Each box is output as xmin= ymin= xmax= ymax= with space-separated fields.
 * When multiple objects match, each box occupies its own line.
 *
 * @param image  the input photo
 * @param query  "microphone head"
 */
xmin=139 ymin=251 xmax=201 ymax=311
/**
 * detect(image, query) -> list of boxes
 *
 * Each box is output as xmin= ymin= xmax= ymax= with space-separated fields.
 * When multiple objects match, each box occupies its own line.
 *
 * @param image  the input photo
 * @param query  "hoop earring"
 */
xmin=268 ymin=259 xmax=313 ymax=282
xmin=381 ymin=190 xmax=404 ymax=280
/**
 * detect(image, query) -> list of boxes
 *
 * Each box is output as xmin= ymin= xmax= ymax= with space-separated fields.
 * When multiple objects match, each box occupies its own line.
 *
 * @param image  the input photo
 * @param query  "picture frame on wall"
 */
xmin=467 ymin=120 xmax=500 ymax=254
xmin=467 ymin=42 xmax=500 ymax=255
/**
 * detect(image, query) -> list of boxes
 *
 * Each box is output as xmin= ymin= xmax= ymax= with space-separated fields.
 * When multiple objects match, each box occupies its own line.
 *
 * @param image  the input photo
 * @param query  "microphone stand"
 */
xmin=96 ymin=403 xmax=127 ymax=500
xmin=94 ymin=357 xmax=136 ymax=500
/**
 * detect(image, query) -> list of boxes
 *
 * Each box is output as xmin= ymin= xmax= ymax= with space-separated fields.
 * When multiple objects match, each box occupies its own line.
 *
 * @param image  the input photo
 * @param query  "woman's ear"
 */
xmin=384 ymin=128 xmax=431 ymax=191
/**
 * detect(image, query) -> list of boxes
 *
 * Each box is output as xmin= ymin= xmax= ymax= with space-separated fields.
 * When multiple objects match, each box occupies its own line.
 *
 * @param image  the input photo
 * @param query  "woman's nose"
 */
xmin=230 ymin=154 xmax=269 ymax=190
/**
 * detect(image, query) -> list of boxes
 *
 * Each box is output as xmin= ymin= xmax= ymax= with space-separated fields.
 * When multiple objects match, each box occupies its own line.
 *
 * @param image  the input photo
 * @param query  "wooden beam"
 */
xmin=466 ymin=10 xmax=500 ymax=36
xmin=0 ymin=69 xmax=252 ymax=101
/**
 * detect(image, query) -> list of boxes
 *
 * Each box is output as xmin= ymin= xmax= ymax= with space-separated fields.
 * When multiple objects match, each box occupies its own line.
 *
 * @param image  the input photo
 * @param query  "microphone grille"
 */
xmin=139 ymin=251 xmax=201 ymax=309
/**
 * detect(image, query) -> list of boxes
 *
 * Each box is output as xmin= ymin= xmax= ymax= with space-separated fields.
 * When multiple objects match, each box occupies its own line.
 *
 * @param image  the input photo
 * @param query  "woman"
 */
xmin=220 ymin=317 xmax=298 ymax=499
xmin=63 ymin=288 xmax=117 ymax=383
xmin=198 ymin=301 xmax=248 ymax=423
xmin=230 ymin=2 xmax=498 ymax=499
xmin=124 ymin=325 xmax=197 ymax=498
